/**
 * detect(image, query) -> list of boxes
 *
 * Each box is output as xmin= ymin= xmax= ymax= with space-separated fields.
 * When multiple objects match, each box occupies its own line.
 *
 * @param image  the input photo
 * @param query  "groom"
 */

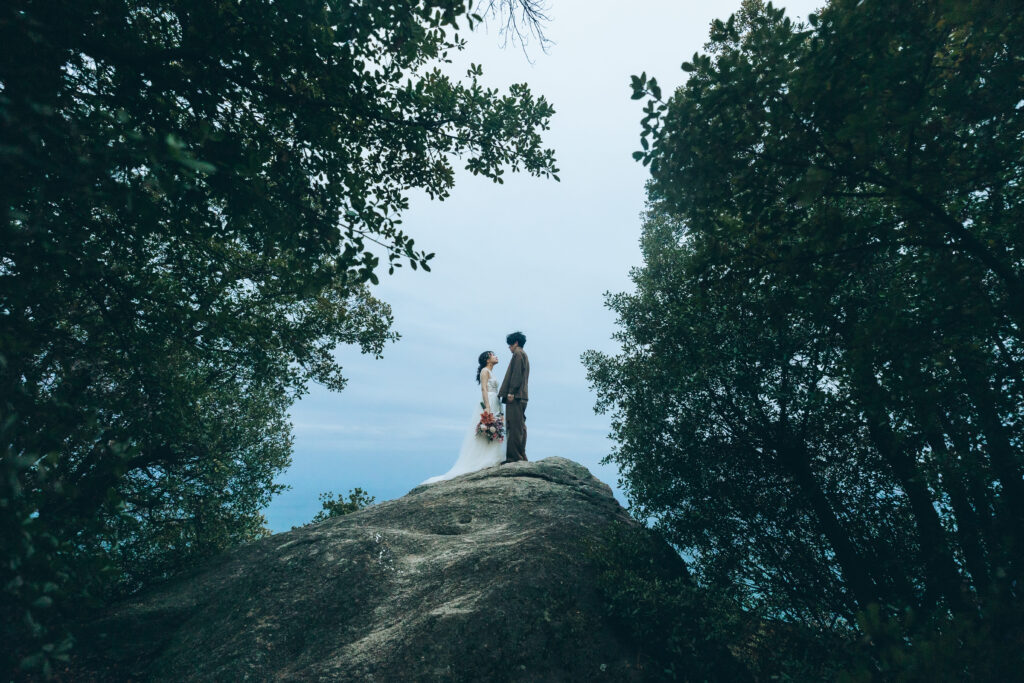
xmin=499 ymin=331 xmax=529 ymax=463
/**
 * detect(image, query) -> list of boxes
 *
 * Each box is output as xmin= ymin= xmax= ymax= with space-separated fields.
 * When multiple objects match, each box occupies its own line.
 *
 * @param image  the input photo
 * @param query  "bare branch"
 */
xmin=473 ymin=0 xmax=554 ymax=60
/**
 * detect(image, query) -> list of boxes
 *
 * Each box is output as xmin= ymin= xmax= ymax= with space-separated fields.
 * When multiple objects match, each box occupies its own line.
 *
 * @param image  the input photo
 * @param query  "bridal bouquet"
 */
xmin=476 ymin=411 xmax=505 ymax=443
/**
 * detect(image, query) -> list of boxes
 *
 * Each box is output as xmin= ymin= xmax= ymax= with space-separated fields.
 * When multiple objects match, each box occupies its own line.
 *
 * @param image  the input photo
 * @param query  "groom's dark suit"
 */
xmin=499 ymin=347 xmax=529 ymax=462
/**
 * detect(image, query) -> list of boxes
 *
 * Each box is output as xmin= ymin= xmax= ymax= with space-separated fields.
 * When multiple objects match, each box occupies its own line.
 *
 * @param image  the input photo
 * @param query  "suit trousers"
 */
xmin=504 ymin=399 xmax=527 ymax=461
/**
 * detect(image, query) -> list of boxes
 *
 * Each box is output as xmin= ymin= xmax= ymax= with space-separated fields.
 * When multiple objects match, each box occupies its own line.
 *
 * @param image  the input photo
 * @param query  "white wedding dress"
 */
xmin=421 ymin=373 xmax=507 ymax=484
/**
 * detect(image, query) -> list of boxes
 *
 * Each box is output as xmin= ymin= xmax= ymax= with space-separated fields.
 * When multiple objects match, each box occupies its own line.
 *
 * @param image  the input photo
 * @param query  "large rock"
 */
xmin=77 ymin=458 xmax=659 ymax=681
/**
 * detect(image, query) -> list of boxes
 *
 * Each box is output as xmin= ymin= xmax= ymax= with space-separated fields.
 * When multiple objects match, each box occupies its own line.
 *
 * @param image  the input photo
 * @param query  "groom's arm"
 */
xmin=498 ymin=360 xmax=512 ymax=399
xmin=506 ymin=352 xmax=524 ymax=398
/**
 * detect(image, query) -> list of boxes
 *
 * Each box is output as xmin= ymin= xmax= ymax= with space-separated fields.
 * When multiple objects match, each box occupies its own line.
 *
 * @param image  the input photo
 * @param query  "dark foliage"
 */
xmin=587 ymin=0 xmax=1024 ymax=677
xmin=310 ymin=487 xmax=376 ymax=524
xmin=591 ymin=523 xmax=754 ymax=681
xmin=1 ymin=0 xmax=557 ymax=675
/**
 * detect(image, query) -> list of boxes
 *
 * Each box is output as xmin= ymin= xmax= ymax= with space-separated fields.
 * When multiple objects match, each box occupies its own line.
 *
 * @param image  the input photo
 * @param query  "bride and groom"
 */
xmin=422 ymin=331 xmax=530 ymax=484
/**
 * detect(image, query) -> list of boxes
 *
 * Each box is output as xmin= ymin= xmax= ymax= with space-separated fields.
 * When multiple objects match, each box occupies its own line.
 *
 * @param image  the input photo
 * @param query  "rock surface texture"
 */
xmin=78 ymin=458 xmax=653 ymax=681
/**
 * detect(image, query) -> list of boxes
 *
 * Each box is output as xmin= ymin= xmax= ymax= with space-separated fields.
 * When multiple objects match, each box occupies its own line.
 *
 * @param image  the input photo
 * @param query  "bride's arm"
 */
xmin=480 ymin=369 xmax=491 ymax=413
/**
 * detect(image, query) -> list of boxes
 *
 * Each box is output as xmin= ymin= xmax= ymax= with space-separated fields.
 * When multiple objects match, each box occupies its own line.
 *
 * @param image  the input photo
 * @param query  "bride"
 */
xmin=421 ymin=351 xmax=507 ymax=484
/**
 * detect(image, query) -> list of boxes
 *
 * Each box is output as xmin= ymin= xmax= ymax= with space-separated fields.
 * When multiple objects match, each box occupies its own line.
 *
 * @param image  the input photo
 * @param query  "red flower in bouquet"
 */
xmin=476 ymin=411 xmax=505 ymax=443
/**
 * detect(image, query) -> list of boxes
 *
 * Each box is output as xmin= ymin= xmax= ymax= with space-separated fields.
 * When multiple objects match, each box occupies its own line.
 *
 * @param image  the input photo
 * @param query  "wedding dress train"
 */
xmin=421 ymin=374 xmax=506 ymax=484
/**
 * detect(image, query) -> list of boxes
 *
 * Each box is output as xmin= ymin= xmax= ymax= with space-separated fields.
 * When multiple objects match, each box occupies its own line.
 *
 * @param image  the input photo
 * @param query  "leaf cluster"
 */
xmin=590 ymin=0 xmax=1024 ymax=677
xmin=590 ymin=522 xmax=754 ymax=681
xmin=1 ymin=0 xmax=557 ymax=674
xmin=309 ymin=487 xmax=376 ymax=524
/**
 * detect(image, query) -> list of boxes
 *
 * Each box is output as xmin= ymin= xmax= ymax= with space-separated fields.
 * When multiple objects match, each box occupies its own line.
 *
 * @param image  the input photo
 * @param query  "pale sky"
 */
xmin=264 ymin=0 xmax=822 ymax=531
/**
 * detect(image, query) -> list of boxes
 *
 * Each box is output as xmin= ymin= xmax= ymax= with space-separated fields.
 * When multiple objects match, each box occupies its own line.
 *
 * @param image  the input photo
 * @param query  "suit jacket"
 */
xmin=499 ymin=348 xmax=529 ymax=403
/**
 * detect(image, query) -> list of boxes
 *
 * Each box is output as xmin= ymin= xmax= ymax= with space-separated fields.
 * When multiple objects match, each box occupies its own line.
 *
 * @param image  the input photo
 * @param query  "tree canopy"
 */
xmin=1 ymin=0 xmax=557 ymax=674
xmin=309 ymin=487 xmax=376 ymax=524
xmin=587 ymin=0 xmax=1024 ymax=676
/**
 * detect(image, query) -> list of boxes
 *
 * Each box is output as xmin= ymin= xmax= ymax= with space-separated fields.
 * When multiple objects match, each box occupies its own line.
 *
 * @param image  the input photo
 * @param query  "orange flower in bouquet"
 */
xmin=476 ymin=411 xmax=505 ymax=443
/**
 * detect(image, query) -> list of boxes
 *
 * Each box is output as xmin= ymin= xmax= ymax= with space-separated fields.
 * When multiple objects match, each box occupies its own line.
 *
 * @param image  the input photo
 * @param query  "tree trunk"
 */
xmin=922 ymin=424 xmax=991 ymax=596
xmin=846 ymin=353 xmax=967 ymax=614
xmin=772 ymin=436 xmax=881 ymax=612
xmin=938 ymin=412 xmax=999 ymax=551
xmin=954 ymin=350 xmax=1024 ymax=527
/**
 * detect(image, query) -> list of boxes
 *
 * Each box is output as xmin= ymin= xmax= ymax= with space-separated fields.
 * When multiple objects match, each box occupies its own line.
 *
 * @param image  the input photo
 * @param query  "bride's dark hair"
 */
xmin=476 ymin=350 xmax=493 ymax=384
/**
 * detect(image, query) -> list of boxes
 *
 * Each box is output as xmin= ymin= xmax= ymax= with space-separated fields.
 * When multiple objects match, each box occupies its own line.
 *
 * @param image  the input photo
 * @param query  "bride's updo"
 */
xmin=476 ymin=350 xmax=493 ymax=384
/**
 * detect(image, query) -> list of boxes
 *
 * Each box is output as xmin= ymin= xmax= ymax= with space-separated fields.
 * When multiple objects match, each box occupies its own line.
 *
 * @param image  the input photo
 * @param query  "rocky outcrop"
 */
xmin=76 ymin=458 xmax=667 ymax=681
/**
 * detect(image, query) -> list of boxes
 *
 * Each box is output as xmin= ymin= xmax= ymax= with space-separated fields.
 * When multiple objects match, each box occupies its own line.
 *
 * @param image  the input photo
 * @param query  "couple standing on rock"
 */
xmin=422 ymin=331 xmax=530 ymax=484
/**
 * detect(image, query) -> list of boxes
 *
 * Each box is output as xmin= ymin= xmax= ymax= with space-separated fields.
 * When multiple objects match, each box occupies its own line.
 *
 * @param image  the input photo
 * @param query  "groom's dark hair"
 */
xmin=506 ymin=331 xmax=526 ymax=348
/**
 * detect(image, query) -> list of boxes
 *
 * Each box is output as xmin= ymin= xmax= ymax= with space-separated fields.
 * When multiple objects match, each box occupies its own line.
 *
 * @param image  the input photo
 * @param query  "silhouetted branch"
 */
xmin=474 ymin=0 xmax=553 ymax=58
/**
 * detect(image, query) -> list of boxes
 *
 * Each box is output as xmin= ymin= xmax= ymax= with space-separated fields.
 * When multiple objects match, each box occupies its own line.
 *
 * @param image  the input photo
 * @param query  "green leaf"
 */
xmin=177 ymin=157 xmax=217 ymax=174
xmin=649 ymin=78 xmax=662 ymax=100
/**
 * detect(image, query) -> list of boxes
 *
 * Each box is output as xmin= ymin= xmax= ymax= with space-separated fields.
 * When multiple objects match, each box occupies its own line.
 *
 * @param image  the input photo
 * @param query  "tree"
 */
xmin=589 ymin=0 xmax=1024 ymax=676
xmin=1 ymin=0 xmax=558 ymax=674
xmin=310 ymin=487 xmax=376 ymax=524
